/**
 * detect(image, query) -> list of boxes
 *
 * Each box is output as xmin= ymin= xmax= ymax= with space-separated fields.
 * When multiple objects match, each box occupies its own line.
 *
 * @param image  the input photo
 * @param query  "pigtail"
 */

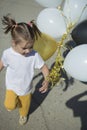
xmin=2 ymin=15 xmax=41 ymax=42
xmin=30 ymin=20 xmax=41 ymax=40
xmin=2 ymin=15 xmax=16 ymax=34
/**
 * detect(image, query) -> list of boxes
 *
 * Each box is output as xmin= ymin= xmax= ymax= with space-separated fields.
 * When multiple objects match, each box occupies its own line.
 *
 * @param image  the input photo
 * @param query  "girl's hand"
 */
xmin=39 ymin=80 xmax=49 ymax=93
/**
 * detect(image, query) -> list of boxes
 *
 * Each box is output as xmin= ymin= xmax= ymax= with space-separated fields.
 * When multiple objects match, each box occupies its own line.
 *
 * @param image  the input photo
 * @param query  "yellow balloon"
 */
xmin=34 ymin=33 xmax=57 ymax=61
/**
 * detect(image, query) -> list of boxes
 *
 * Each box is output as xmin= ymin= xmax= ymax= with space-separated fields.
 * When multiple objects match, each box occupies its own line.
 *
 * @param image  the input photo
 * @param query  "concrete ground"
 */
xmin=0 ymin=0 xmax=87 ymax=130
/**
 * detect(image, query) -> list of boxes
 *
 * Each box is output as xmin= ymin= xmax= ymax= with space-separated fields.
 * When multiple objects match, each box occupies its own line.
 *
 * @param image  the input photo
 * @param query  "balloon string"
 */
xmin=46 ymin=47 xmax=64 ymax=87
xmin=59 ymin=2 xmax=87 ymax=28
xmin=57 ymin=4 xmax=74 ymax=32
xmin=46 ymin=2 xmax=87 ymax=88
xmin=57 ymin=6 xmax=69 ymax=30
xmin=46 ymin=23 xmax=74 ymax=88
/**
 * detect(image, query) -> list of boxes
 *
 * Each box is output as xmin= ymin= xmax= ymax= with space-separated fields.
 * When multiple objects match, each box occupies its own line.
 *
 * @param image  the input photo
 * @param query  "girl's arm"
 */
xmin=0 ymin=60 xmax=4 ymax=72
xmin=39 ymin=64 xmax=49 ymax=93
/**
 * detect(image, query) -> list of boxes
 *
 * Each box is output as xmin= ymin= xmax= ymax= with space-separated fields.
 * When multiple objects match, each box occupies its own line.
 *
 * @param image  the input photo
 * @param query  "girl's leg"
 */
xmin=4 ymin=90 xmax=18 ymax=111
xmin=19 ymin=93 xmax=32 ymax=117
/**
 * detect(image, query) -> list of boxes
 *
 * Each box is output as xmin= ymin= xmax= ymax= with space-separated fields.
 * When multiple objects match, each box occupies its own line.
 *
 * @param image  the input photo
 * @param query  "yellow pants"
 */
xmin=4 ymin=90 xmax=32 ymax=116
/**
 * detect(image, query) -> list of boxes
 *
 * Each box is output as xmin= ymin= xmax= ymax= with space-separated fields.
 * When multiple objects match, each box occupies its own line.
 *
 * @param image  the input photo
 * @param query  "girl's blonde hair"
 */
xmin=2 ymin=14 xmax=41 ymax=44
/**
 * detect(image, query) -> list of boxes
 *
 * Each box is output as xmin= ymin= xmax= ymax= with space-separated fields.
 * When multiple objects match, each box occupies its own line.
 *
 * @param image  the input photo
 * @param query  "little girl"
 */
xmin=0 ymin=15 xmax=49 ymax=125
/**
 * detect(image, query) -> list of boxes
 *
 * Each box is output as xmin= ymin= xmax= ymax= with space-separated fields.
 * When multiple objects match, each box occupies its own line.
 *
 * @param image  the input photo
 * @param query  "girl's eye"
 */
xmin=22 ymin=47 xmax=27 ymax=50
xmin=29 ymin=46 xmax=33 ymax=49
xmin=22 ymin=46 xmax=33 ymax=50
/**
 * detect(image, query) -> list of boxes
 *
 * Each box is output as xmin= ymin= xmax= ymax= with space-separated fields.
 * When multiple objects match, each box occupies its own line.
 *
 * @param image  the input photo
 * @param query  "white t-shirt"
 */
xmin=1 ymin=47 xmax=44 ymax=96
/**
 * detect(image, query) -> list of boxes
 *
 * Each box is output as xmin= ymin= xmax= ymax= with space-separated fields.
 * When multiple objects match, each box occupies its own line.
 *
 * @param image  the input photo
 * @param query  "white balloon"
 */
xmin=63 ymin=44 xmax=87 ymax=82
xmin=36 ymin=8 xmax=66 ymax=39
xmin=79 ymin=7 xmax=87 ymax=23
xmin=63 ymin=0 xmax=87 ymax=24
xmin=35 ymin=0 xmax=64 ymax=7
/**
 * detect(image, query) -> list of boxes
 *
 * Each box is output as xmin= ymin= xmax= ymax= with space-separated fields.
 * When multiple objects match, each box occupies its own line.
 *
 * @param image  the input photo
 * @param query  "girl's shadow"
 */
xmin=29 ymin=73 xmax=51 ymax=114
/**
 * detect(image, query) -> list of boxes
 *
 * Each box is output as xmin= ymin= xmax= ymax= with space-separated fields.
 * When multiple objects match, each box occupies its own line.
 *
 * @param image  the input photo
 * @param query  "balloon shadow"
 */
xmin=66 ymin=91 xmax=87 ymax=130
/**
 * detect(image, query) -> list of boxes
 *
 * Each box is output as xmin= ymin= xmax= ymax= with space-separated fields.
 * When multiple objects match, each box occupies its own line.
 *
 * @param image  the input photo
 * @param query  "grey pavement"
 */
xmin=0 ymin=0 xmax=87 ymax=130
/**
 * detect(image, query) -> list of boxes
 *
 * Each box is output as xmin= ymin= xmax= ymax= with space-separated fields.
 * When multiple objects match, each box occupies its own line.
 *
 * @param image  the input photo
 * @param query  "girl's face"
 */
xmin=12 ymin=37 xmax=34 ymax=56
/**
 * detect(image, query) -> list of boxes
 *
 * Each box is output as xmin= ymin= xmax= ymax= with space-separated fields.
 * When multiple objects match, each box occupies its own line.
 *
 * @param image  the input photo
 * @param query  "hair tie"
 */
xmin=12 ymin=24 xmax=18 ymax=29
xmin=28 ymin=22 xmax=32 ymax=27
